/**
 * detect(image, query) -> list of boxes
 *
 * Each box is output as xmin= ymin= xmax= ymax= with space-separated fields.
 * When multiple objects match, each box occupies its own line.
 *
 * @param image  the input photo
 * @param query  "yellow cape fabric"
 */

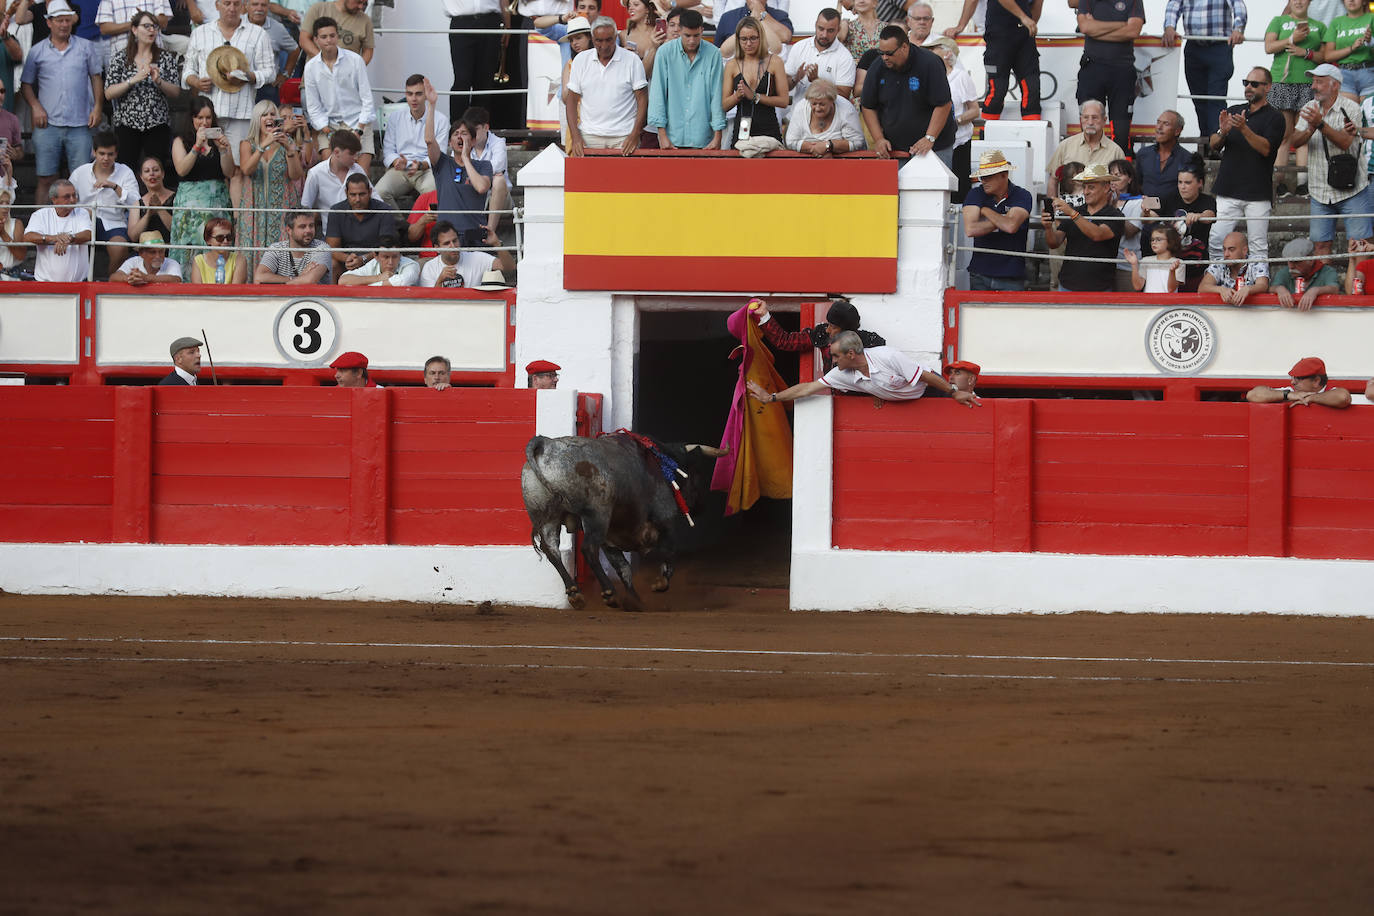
xmin=726 ymin=316 xmax=793 ymax=515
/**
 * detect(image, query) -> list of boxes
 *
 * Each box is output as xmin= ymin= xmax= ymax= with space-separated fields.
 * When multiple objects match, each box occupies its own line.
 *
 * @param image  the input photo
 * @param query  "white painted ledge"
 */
xmin=0 ymin=544 xmax=570 ymax=608
xmin=790 ymin=547 xmax=1374 ymax=617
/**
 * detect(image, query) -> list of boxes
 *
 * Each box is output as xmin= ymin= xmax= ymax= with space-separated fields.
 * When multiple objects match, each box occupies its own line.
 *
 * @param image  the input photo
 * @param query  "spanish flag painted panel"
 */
xmin=564 ymin=158 xmax=898 ymax=292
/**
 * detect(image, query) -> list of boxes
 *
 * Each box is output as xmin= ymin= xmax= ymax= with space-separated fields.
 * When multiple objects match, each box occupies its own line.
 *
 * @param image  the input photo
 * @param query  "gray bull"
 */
xmin=522 ymin=433 xmax=728 ymax=610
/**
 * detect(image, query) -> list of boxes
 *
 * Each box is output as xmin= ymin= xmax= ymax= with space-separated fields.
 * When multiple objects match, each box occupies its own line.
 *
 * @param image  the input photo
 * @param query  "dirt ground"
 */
xmin=2 ymin=589 xmax=1372 ymax=915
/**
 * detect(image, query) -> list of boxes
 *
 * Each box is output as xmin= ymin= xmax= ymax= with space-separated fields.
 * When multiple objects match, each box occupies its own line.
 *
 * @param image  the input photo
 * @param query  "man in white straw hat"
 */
xmin=1040 ymin=162 xmax=1123 ymax=293
xmin=962 ymin=149 xmax=1032 ymax=291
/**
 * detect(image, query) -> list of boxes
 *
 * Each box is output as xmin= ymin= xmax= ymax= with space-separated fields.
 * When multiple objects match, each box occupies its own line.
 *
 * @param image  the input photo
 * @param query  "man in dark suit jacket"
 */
xmin=160 ymin=336 xmax=203 ymax=386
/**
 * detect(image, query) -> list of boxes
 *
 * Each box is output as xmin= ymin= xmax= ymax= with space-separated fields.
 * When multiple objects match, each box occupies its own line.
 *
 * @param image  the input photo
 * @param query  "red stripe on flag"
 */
xmin=564 ymin=255 xmax=897 ymax=293
xmin=564 ymin=157 xmax=899 ymax=196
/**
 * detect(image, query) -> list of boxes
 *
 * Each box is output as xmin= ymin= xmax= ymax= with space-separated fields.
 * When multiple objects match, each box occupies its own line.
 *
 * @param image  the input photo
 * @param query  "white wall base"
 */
xmin=0 ymin=544 xmax=572 ymax=608
xmin=791 ymin=548 xmax=1374 ymax=617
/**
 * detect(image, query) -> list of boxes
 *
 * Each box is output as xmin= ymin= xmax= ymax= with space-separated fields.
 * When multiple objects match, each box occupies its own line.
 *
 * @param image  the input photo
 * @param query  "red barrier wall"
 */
xmin=832 ymin=398 xmax=1374 ymax=560
xmin=0 ymin=388 xmax=537 ymax=547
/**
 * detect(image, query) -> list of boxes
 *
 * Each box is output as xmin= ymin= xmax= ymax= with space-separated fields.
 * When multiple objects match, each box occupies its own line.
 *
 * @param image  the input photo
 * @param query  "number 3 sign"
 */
xmin=273 ymin=298 xmax=340 ymax=365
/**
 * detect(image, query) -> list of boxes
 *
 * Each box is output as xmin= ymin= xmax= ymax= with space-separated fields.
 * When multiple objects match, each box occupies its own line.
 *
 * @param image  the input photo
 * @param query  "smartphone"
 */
xmin=428 ymin=203 xmax=438 ymax=211
xmin=292 ymin=106 xmax=303 ymax=118
xmin=1142 ymin=196 xmax=1161 ymax=211
xmin=203 ymin=127 xmax=224 ymax=139
xmin=654 ymin=19 xmax=667 ymax=36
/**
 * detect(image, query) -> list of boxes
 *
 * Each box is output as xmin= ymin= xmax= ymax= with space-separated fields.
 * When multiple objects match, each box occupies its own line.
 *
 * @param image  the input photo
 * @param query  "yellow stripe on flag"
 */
xmin=565 ymin=193 xmax=898 ymax=259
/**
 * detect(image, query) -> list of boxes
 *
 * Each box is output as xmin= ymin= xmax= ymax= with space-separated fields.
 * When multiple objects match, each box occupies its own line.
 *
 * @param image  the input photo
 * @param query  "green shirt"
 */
xmin=1329 ymin=14 xmax=1374 ymax=69
xmin=1269 ymin=15 xmax=1327 ymax=84
xmin=1270 ymin=263 xmax=1344 ymax=294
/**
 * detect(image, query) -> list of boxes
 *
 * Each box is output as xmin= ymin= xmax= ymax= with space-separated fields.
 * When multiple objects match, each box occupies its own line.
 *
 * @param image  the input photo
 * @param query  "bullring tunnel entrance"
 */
xmin=633 ymin=307 xmax=804 ymax=603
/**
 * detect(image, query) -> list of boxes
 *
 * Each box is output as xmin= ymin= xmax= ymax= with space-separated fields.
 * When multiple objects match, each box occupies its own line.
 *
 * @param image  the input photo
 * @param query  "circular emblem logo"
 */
xmin=908 ymin=76 xmax=921 ymax=91
xmin=273 ymin=298 xmax=340 ymax=366
xmin=1145 ymin=307 xmax=1216 ymax=375
xmin=1114 ymin=0 xmax=1127 ymax=10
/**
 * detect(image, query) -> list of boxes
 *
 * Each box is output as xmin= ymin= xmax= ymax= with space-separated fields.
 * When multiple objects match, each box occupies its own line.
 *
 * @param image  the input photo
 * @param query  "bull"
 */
xmin=522 ymin=433 xmax=728 ymax=611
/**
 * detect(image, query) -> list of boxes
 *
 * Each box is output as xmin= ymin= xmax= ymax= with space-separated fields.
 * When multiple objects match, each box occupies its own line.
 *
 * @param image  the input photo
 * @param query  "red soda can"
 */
xmin=1355 ymin=273 xmax=1366 ymax=295
xmin=1294 ymin=276 xmax=1306 ymax=296
xmin=1234 ymin=275 xmax=1245 ymax=291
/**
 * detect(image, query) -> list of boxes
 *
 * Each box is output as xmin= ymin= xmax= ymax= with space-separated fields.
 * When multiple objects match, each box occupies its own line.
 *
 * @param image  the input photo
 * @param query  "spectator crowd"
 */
xmin=1 ymin=0 xmax=514 ymax=288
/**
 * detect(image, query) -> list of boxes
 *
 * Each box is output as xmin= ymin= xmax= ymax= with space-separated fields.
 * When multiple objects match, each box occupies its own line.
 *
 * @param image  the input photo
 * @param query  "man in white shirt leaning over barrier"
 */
xmin=746 ymin=331 xmax=981 ymax=407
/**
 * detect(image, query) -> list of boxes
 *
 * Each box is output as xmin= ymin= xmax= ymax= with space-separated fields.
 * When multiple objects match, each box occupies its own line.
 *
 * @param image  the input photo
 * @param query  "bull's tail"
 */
xmin=525 ymin=436 xmax=557 ymax=558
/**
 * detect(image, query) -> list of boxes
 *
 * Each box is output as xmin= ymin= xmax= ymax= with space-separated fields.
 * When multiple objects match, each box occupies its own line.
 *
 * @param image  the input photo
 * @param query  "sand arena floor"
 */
xmin=1 ymin=590 xmax=1371 ymax=914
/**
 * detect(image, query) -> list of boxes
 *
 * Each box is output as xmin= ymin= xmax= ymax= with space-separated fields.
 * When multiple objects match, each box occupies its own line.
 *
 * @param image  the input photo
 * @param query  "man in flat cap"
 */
xmin=160 ymin=336 xmax=203 ymax=386
xmin=331 ymin=350 xmax=377 ymax=387
xmin=526 ymin=360 xmax=560 ymax=389
xmin=1246 ymin=357 xmax=1350 ymax=409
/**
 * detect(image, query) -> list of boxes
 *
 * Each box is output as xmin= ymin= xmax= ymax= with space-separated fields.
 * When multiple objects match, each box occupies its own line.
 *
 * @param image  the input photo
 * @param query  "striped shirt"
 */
xmin=181 ymin=18 xmax=276 ymax=121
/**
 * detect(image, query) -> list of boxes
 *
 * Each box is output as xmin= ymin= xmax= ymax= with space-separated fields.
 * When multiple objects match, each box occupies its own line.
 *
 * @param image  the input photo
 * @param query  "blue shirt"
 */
xmin=20 ymin=36 xmax=102 ymax=127
xmin=965 ymin=181 xmax=1032 ymax=278
xmin=434 ymin=152 xmax=494 ymax=234
xmin=73 ymin=0 xmax=102 ymax=41
xmin=714 ymin=6 xmax=793 ymax=47
xmin=1136 ymin=143 xmax=1187 ymax=199
xmin=647 ymin=38 xmax=726 ymax=149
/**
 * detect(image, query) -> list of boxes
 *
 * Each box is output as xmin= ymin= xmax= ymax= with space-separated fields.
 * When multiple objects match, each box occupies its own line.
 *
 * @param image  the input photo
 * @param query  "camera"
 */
xmin=809 ymin=325 xmax=832 ymax=349
xmin=1062 ymin=192 xmax=1085 ymax=210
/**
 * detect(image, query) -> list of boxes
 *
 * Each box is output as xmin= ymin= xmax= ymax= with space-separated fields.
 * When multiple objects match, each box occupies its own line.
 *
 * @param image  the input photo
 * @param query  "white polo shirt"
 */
xmin=821 ymin=346 xmax=930 ymax=401
xmin=567 ymin=45 xmax=649 ymax=138
xmin=784 ymin=38 xmax=857 ymax=104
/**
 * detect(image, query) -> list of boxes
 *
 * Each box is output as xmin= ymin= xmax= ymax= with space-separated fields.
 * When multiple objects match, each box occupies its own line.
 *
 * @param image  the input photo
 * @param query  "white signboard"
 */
xmin=958 ymin=301 xmax=1374 ymax=381
xmin=96 ymin=292 xmax=509 ymax=373
xmin=0 ymin=293 xmax=81 ymax=365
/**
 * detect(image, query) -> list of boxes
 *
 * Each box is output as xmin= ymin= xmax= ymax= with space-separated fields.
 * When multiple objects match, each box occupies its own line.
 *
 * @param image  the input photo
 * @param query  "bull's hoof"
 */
xmin=601 ymin=589 xmax=620 ymax=609
xmin=566 ymin=589 xmax=586 ymax=610
xmin=650 ymin=577 xmax=670 ymax=593
xmin=621 ymin=591 xmax=644 ymax=612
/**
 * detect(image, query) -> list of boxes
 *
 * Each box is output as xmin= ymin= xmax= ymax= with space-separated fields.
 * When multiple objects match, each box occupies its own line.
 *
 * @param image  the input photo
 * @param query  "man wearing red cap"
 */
xmin=526 ymin=359 xmax=560 ymax=389
xmin=945 ymin=359 xmax=980 ymax=398
xmin=1246 ymin=357 xmax=1350 ymax=408
xmin=331 ymin=350 xmax=377 ymax=387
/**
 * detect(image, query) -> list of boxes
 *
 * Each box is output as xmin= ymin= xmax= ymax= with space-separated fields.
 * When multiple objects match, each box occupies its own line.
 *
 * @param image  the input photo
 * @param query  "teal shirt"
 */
xmin=1271 ymin=263 xmax=1344 ymax=293
xmin=647 ymin=39 xmax=726 ymax=148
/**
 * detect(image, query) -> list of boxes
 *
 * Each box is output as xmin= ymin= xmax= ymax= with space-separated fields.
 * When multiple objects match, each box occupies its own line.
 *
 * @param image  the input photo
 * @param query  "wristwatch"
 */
xmin=924 ymin=134 xmax=935 ymax=144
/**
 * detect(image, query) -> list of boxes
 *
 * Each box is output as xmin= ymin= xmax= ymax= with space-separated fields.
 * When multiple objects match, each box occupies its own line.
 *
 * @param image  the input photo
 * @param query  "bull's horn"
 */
xmin=686 ymin=444 xmax=730 ymax=457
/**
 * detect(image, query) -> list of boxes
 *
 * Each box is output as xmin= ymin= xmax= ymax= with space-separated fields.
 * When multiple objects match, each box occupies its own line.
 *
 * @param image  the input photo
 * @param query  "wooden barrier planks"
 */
xmin=0 ymin=388 xmax=116 ymax=543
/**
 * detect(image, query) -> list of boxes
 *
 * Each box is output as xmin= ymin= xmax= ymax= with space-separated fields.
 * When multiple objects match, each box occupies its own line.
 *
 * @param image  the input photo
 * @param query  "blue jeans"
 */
xmin=1184 ymin=40 xmax=1234 ymax=140
xmin=1311 ymin=184 xmax=1374 ymax=244
xmin=969 ymin=270 xmax=1026 ymax=291
xmin=33 ymin=124 xmax=92 ymax=177
xmin=1340 ymin=67 xmax=1374 ymax=100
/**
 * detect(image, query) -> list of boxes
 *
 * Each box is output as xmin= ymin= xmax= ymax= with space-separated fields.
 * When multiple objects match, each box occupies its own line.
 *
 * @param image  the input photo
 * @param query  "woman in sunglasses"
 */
xmin=189 ymin=216 xmax=247 ymax=284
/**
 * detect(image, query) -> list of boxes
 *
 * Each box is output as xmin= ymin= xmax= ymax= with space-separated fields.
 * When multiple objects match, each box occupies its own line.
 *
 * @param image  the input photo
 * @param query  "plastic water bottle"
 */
xmin=215 ymin=254 xmax=226 ymax=284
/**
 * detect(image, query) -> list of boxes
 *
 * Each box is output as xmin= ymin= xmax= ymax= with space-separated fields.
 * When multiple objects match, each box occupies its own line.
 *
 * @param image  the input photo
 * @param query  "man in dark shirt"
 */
xmin=1040 ymin=162 xmax=1123 ymax=292
xmin=1073 ymin=0 xmax=1145 ymax=149
xmin=860 ymin=25 xmax=953 ymax=167
xmin=1207 ymin=66 xmax=1286 ymax=262
xmin=962 ymin=149 xmax=1032 ymax=290
xmin=979 ymin=0 xmax=1041 ymax=123
xmin=324 ymin=173 xmax=400 ymax=282
xmin=423 ymin=76 xmax=494 ymax=248
xmin=1136 ymin=109 xmax=1187 ymax=198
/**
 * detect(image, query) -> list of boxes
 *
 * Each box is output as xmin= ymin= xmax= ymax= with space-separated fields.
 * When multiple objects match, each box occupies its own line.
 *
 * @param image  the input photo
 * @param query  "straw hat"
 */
xmin=207 ymin=44 xmax=252 ymax=93
xmin=559 ymin=16 xmax=592 ymax=40
xmin=971 ymin=149 xmax=1015 ymax=180
xmin=476 ymin=269 xmax=510 ymax=291
xmin=1072 ymin=162 xmax=1112 ymax=183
